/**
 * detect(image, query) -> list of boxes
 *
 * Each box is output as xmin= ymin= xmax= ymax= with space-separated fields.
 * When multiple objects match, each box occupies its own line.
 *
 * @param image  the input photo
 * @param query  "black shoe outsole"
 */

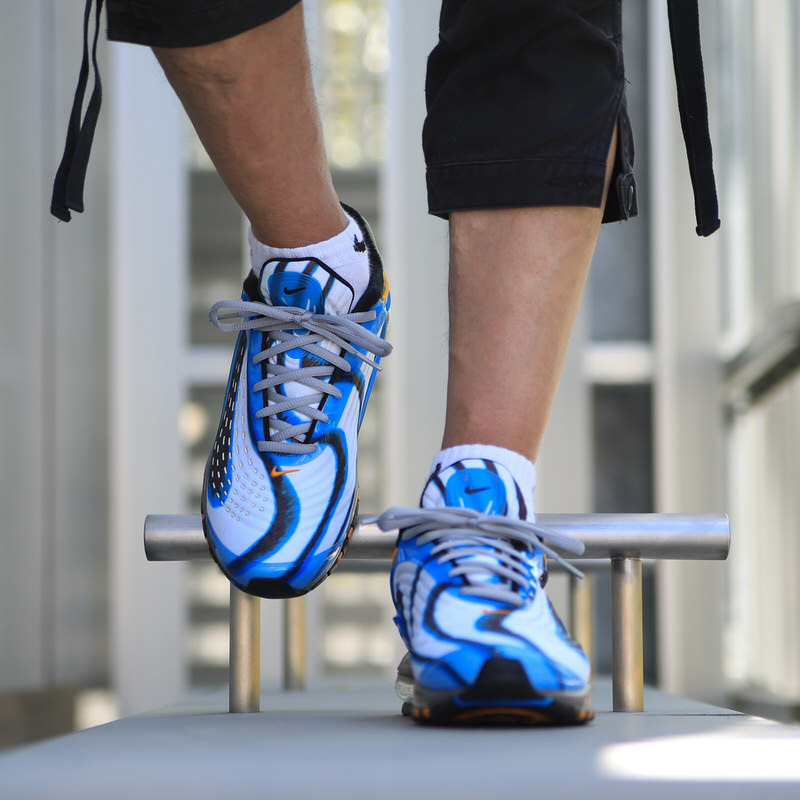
xmin=400 ymin=656 xmax=594 ymax=727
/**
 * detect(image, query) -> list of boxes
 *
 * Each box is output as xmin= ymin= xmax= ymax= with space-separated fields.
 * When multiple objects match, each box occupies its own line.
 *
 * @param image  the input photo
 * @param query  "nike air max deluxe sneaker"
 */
xmin=376 ymin=457 xmax=593 ymax=725
xmin=202 ymin=208 xmax=391 ymax=598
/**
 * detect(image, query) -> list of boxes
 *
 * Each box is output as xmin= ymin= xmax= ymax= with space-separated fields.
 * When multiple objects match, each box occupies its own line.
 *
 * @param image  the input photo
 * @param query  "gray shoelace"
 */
xmin=369 ymin=507 xmax=585 ymax=606
xmin=210 ymin=299 xmax=392 ymax=455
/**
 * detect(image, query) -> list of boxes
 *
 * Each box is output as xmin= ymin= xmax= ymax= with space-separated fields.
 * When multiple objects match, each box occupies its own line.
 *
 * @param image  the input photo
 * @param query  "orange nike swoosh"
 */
xmin=270 ymin=466 xmax=301 ymax=477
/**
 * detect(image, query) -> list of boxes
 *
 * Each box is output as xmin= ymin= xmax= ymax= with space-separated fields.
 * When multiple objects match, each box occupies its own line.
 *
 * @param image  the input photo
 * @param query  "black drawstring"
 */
xmin=666 ymin=0 xmax=721 ymax=237
xmin=51 ymin=0 xmax=104 ymax=222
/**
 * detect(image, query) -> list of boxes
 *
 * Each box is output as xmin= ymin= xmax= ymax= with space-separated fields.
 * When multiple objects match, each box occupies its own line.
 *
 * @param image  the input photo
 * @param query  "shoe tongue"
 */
xmin=422 ymin=460 xmax=538 ymax=593
xmin=254 ymin=258 xmax=355 ymax=443
xmin=423 ymin=461 xmax=510 ymax=515
xmin=259 ymin=258 xmax=355 ymax=316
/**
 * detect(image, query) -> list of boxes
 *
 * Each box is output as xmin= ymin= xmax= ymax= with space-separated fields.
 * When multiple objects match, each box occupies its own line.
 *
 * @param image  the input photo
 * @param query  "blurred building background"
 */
xmin=2 ymin=0 xmax=799 ymax=747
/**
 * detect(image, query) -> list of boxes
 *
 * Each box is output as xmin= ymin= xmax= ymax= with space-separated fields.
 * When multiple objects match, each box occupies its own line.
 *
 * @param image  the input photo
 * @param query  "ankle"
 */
xmin=425 ymin=443 xmax=537 ymax=519
xmin=249 ymin=204 xmax=348 ymax=250
xmin=248 ymin=207 xmax=372 ymax=301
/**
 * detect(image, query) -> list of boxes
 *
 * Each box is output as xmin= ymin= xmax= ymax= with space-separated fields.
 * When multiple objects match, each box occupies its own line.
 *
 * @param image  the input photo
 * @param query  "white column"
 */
xmin=381 ymin=1 xmax=449 ymax=508
xmin=0 ymin=0 xmax=50 ymax=692
xmin=108 ymin=43 xmax=188 ymax=715
xmin=50 ymin=0 xmax=114 ymax=686
xmin=649 ymin=0 xmax=727 ymax=704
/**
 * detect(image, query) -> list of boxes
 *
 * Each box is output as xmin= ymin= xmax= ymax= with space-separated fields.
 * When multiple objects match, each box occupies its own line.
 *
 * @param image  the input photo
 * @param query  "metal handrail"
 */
xmin=144 ymin=512 xmax=729 ymax=714
xmin=144 ymin=514 xmax=729 ymax=562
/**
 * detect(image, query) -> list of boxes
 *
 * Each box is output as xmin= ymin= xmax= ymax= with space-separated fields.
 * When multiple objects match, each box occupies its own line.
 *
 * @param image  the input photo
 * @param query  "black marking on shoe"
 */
xmin=421 ymin=583 xmax=495 ymax=665
xmin=342 ymin=204 xmax=386 ymax=313
xmin=282 ymin=428 xmax=350 ymax=585
xmin=461 ymin=657 xmax=538 ymax=702
xmin=353 ymin=233 xmax=367 ymax=252
xmin=224 ymin=463 xmax=299 ymax=583
xmin=516 ymin=489 xmax=528 ymax=520
xmin=243 ymin=271 xmax=261 ymax=301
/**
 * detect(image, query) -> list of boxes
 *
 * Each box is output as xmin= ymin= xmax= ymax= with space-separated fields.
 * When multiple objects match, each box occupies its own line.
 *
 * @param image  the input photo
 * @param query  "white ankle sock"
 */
xmin=248 ymin=210 xmax=371 ymax=302
xmin=429 ymin=443 xmax=537 ymax=516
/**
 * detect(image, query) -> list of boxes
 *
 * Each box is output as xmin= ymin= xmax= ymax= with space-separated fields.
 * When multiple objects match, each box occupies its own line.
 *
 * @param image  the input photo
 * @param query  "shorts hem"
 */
xmin=427 ymin=158 xmax=609 ymax=218
xmin=106 ymin=0 xmax=301 ymax=48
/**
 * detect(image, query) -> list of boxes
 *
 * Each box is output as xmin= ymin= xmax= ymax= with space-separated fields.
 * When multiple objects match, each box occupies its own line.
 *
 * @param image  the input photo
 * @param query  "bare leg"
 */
xmin=442 ymin=131 xmax=618 ymax=461
xmin=153 ymin=4 xmax=345 ymax=247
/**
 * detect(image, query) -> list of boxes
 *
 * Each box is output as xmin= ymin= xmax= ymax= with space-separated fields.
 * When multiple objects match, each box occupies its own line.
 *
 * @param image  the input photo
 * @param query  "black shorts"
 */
xmin=424 ymin=0 xmax=635 ymax=222
xmin=104 ymin=0 xmax=635 ymax=222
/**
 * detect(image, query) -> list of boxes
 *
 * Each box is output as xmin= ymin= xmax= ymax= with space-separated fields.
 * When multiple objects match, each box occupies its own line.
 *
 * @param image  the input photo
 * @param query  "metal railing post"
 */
xmin=282 ymin=597 xmax=307 ymax=691
xmin=611 ymin=557 xmax=644 ymax=712
xmin=229 ymin=585 xmax=260 ymax=713
xmin=569 ymin=572 xmax=594 ymax=668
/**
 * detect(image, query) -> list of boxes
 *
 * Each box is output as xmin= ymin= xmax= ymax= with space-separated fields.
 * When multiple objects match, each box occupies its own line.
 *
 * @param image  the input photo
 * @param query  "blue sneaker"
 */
xmin=377 ymin=457 xmax=593 ymax=724
xmin=202 ymin=210 xmax=391 ymax=598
